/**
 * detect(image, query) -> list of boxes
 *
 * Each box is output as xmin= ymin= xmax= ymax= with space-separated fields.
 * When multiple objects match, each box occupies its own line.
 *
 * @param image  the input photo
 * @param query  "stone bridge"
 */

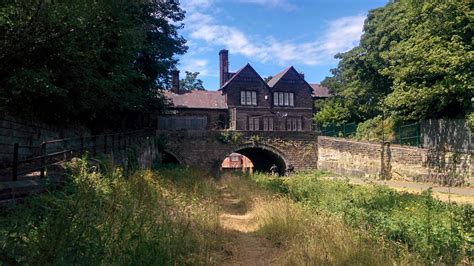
xmin=157 ymin=130 xmax=318 ymax=175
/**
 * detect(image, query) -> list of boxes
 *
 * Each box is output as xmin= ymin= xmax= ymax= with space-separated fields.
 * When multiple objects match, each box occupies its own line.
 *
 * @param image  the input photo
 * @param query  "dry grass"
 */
xmin=253 ymin=197 xmax=418 ymax=265
xmin=218 ymin=173 xmax=419 ymax=265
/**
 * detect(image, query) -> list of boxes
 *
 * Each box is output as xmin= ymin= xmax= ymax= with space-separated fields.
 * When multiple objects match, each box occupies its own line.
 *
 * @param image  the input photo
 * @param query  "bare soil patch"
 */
xmin=217 ymin=183 xmax=281 ymax=265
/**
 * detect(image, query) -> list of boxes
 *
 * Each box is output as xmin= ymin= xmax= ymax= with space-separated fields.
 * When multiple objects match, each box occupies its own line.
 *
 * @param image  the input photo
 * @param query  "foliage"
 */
xmin=0 ymin=1 xmax=187 ymax=128
xmin=355 ymin=115 xmax=396 ymax=142
xmin=468 ymin=112 xmax=474 ymax=132
xmin=314 ymin=98 xmax=351 ymax=127
xmin=250 ymin=172 xmax=473 ymax=264
xmin=179 ymin=71 xmax=205 ymax=91
xmin=249 ymin=134 xmax=261 ymax=143
xmin=317 ymin=0 xmax=473 ymax=125
xmin=218 ymin=130 xmax=243 ymax=144
xmin=0 ymin=159 xmax=220 ymax=264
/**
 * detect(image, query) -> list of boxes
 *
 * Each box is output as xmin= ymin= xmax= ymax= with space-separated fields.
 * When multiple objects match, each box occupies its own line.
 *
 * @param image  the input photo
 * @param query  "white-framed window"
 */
xmin=286 ymin=118 xmax=302 ymax=131
xmin=263 ymin=117 xmax=274 ymax=131
xmin=274 ymin=92 xmax=294 ymax=106
xmin=229 ymin=108 xmax=236 ymax=130
xmin=241 ymin=91 xmax=257 ymax=106
xmin=231 ymin=155 xmax=239 ymax=162
xmin=249 ymin=117 xmax=260 ymax=131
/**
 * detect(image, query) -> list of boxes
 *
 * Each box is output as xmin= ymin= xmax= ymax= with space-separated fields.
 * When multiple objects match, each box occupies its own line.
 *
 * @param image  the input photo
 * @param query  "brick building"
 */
xmin=220 ymin=153 xmax=254 ymax=173
xmin=160 ymin=49 xmax=331 ymax=131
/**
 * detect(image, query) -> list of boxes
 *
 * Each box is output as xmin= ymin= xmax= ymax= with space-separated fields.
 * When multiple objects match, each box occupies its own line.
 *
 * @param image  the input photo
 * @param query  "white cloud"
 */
xmin=238 ymin=0 xmax=296 ymax=10
xmin=180 ymin=1 xmax=366 ymax=69
xmin=179 ymin=58 xmax=214 ymax=77
xmin=321 ymin=15 xmax=366 ymax=55
xmin=181 ymin=0 xmax=213 ymax=11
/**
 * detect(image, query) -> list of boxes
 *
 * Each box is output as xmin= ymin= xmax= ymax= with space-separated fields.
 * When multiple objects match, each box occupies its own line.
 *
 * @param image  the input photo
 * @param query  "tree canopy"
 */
xmin=316 ymin=0 xmax=473 ymax=126
xmin=0 ymin=0 xmax=187 ymax=128
xmin=179 ymin=71 xmax=205 ymax=91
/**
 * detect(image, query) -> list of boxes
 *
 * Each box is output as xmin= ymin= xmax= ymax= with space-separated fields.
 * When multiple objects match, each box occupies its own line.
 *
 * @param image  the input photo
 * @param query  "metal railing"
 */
xmin=319 ymin=120 xmax=422 ymax=147
xmin=320 ymin=122 xmax=357 ymax=138
xmin=394 ymin=122 xmax=421 ymax=147
xmin=8 ymin=128 xmax=154 ymax=181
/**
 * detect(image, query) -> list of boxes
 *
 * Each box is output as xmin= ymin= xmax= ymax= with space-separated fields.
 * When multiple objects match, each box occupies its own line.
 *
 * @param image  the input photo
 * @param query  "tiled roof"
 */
xmin=266 ymin=66 xmax=291 ymax=87
xmin=164 ymin=90 xmax=227 ymax=109
xmin=309 ymin=84 xmax=332 ymax=98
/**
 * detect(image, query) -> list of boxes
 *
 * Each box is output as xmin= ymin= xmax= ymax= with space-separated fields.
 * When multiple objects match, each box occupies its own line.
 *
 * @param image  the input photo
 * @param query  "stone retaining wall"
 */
xmin=318 ymin=136 xmax=472 ymax=186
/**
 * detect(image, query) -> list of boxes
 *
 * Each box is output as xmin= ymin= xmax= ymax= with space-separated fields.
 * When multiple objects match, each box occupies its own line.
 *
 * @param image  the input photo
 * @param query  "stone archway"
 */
xmin=161 ymin=150 xmax=183 ymax=165
xmin=229 ymin=143 xmax=288 ymax=175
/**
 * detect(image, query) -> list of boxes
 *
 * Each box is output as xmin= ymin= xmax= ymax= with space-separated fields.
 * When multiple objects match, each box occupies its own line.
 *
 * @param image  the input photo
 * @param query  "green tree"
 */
xmin=382 ymin=0 xmax=473 ymax=120
xmin=316 ymin=0 xmax=472 ymax=125
xmin=179 ymin=71 xmax=205 ymax=91
xmin=0 ymin=0 xmax=187 ymax=129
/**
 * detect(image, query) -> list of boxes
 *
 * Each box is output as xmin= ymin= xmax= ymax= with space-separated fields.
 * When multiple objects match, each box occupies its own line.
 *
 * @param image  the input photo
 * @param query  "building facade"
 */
xmin=220 ymin=152 xmax=254 ymax=173
xmin=160 ymin=49 xmax=331 ymax=132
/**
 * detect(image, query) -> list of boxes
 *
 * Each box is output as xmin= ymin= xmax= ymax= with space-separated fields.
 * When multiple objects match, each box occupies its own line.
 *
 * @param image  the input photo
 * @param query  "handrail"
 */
xmin=7 ymin=128 xmax=154 ymax=181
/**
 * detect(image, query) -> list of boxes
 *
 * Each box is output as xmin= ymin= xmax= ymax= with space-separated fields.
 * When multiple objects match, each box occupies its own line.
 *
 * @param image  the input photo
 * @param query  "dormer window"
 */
xmin=241 ymin=91 xmax=257 ymax=106
xmin=273 ymin=92 xmax=294 ymax=106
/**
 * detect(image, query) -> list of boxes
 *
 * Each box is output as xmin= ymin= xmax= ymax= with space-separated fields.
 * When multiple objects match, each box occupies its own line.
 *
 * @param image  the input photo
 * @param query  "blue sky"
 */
xmin=178 ymin=0 xmax=388 ymax=90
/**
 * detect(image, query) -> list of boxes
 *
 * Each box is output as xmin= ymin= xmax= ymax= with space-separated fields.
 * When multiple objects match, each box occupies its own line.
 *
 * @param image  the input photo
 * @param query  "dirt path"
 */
xmin=218 ymin=185 xmax=280 ymax=265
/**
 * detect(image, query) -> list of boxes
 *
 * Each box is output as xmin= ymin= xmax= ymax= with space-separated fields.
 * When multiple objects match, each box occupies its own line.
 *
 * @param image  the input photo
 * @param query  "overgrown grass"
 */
xmin=2 ymin=164 xmax=472 ymax=264
xmin=250 ymin=171 xmax=474 ymax=264
xmin=220 ymin=173 xmax=416 ymax=264
xmin=254 ymin=197 xmax=415 ymax=265
xmin=0 ymin=159 xmax=221 ymax=264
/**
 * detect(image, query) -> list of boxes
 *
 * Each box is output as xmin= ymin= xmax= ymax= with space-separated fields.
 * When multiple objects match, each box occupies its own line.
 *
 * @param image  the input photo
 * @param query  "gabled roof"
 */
xmin=267 ymin=66 xmax=313 ymax=94
xmin=221 ymin=63 xmax=269 ymax=91
xmin=164 ymin=90 xmax=227 ymax=109
xmin=309 ymin=84 xmax=332 ymax=98
xmin=266 ymin=66 xmax=292 ymax=87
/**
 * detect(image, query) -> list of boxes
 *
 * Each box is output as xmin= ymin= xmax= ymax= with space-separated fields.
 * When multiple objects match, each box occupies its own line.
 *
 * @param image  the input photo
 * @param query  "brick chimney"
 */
xmin=219 ymin=49 xmax=229 ymax=88
xmin=171 ymin=70 xmax=180 ymax=93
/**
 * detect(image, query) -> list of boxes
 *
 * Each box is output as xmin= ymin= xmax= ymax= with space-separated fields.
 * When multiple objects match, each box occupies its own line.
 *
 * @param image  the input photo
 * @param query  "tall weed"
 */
xmin=0 ymin=159 xmax=221 ymax=264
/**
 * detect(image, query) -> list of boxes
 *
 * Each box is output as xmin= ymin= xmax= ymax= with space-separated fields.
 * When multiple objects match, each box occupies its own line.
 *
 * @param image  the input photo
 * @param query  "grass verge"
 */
xmin=250 ymin=171 xmax=473 ymax=264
